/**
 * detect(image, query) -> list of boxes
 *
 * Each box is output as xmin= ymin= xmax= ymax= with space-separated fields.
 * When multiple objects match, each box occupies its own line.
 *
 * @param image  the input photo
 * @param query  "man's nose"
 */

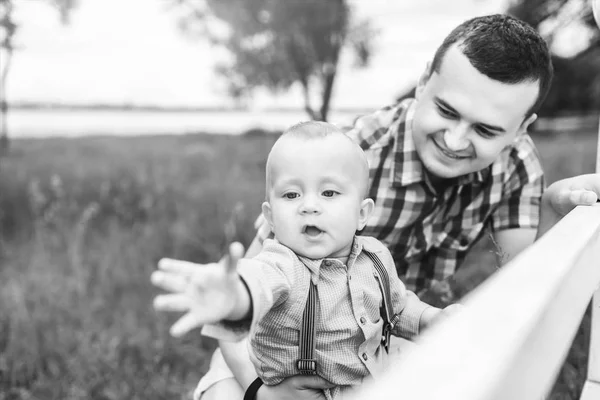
xmin=444 ymin=123 xmax=470 ymax=151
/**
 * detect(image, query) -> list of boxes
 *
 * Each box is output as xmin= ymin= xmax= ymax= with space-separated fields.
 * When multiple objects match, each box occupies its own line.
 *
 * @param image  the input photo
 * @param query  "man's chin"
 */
xmin=421 ymin=156 xmax=466 ymax=180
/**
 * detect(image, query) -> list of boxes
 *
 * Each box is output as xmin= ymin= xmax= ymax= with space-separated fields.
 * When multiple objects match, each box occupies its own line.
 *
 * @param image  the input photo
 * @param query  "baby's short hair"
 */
xmin=265 ymin=120 xmax=370 ymax=199
xmin=283 ymin=120 xmax=344 ymax=138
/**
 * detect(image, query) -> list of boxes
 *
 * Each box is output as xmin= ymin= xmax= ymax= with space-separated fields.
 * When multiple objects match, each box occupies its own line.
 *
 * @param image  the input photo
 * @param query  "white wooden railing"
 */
xmin=581 ymin=5 xmax=600 ymax=400
xmin=349 ymin=204 xmax=600 ymax=400
xmin=351 ymin=2 xmax=600 ymax=398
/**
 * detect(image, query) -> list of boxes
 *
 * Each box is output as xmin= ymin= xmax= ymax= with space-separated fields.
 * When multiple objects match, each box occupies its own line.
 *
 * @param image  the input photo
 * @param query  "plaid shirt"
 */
xmin=346 ymin=99 xmax=544 ymax=291
xmin=202 ymin=236 xmax=431 ymax=390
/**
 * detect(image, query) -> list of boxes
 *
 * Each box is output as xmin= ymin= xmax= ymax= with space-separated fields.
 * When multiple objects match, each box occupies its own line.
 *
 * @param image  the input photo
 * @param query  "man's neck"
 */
xmin=424 ymin=169 xmax=457 ymax=195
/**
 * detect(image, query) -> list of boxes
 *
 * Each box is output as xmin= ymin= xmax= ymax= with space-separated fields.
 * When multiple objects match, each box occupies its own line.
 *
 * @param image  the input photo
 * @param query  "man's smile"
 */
xmin=432 ymin=137 xmax=473 ymax=160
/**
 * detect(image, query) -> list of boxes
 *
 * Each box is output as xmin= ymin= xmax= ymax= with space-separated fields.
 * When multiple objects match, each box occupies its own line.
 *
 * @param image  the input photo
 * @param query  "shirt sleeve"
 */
xmin=491 ymin=134 xmax=545 ymax=232
xmin=201 ymin=240 xmax=296 ymax=341
xmin=380 ymin=245 xmax=432 ymax=340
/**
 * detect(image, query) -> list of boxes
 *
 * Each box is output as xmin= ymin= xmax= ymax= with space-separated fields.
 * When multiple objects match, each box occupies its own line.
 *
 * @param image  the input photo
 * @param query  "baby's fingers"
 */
xmin=153 ymin=293 xmax=190 ymax=312
xmin=170 ymin=313 xmax=206 ymax=337
xmin=221 ymin=242 xmax=245 ymax=274
xmin=158 ymin=258 xmax=207 ymax=275
xmin=151 ymin=270 xmax=189 ymax=293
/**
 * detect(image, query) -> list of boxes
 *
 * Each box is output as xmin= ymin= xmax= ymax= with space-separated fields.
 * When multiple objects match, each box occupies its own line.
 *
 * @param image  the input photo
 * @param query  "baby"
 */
xmin=152 ymin=121 xmax=454 ymax=399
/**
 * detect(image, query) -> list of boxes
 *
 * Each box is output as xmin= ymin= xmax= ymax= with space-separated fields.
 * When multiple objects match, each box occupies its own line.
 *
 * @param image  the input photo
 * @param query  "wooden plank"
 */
xmin=348 ymin=205 xmax=600 ymax=400
xmin=587 ymin=293 xmax=600 ymax=384
xmin=585 ymin=0 xmax=600 ymax=391
xmin=580 ymin=380 xmax=600 ymax=400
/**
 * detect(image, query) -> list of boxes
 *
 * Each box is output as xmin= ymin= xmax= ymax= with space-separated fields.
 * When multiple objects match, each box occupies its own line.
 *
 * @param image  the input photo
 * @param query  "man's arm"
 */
xmin=495 ymin=174 xmax=600 ymax=266
xmin=494 ymin=228 xmax=536 ymax=266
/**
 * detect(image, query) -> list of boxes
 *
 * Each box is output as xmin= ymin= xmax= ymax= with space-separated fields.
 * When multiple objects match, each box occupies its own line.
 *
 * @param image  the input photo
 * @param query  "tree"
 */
xmin=507 ymin=0 xmax=600 ymax=116
xmin=0 ymin=0 xmax=77 ymax=155
xmin=172 ymin=0 xmax=376 ymax=121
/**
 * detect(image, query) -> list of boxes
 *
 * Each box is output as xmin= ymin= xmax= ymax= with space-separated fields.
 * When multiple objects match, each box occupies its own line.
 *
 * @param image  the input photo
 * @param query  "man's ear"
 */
xmin=518 ymin=113 xmax=538 ymax=136
xmin=416 ymin=61 xmax=433 ymax=100
xmin=357 ymin=198 xmax=375 ymax=230
xmin=261 ymin=201 xmax=274 ymax=230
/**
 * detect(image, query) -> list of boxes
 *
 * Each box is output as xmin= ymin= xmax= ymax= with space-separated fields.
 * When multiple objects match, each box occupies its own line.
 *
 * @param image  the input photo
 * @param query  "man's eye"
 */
xmin=475 ymin=126 xmax=496 ymax=138
xmin=283 ymin=193 xmax=299 ymax=199
xmin=438 ymin=107 xmax=456 ymax=119
xmin=322 ymin=190 xmax=339 ymax=197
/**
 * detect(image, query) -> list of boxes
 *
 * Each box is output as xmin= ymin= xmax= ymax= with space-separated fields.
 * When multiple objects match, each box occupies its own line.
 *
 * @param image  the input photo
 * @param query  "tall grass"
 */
xmin=0 ymin=128 xmax=596 ymax=399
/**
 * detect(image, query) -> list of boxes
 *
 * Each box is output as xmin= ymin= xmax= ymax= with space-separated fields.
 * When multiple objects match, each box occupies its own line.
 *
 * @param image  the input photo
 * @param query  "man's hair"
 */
xmin=430 ymin=14 xmax=553 ymax=119
xmin=265 ymin=120 xmax=370 ymax=198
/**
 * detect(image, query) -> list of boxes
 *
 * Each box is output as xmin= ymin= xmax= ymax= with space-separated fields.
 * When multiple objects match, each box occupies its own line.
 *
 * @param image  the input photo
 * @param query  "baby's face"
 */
xmin=263 ymin=134 xmax=372 ymax=260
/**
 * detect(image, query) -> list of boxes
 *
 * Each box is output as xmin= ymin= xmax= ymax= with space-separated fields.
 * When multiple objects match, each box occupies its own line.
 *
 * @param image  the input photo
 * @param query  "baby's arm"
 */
xmin=152 ymin=240 xmax=295 ymax=340
xmin=378 ymin=247 xmax=438 ymax=340
xmin=384 ymin=248 xmax=462 ymax=336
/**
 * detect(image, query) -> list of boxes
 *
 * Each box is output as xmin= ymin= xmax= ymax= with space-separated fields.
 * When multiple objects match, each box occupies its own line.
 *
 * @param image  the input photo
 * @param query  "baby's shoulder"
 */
xmin=251 ymin=239 xmax=300 ymax=267
xmin=357 ymin=235 xmax=389 ymax=254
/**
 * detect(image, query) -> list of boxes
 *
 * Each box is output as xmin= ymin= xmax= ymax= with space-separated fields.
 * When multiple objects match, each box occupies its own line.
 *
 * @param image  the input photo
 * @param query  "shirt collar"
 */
xmin=297 ymin=236 xmax=375 ymax=284
xmin=390 ymin=99 xmax=425 ymax=187
xmin=390 ymin=99 xmax=489 ymax=188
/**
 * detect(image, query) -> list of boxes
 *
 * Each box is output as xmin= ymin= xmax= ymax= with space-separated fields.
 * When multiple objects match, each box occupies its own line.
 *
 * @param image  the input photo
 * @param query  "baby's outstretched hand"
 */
xmin=151 ymin=242 xmax=246 ymax=337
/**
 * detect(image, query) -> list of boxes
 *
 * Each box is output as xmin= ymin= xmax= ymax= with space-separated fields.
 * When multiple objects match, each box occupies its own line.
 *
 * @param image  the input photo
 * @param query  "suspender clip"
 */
xmin=296 ymin=358 xmax=318 ymax=375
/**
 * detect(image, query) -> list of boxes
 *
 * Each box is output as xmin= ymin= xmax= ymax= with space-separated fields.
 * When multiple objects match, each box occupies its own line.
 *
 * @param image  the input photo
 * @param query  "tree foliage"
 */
xmin=172 ymin=0 xmax=376 ymax=121
xmin=507 ymin=0 xmax=600 ymax=116
xmin=0 ymin=0 xmax=77 ymax=154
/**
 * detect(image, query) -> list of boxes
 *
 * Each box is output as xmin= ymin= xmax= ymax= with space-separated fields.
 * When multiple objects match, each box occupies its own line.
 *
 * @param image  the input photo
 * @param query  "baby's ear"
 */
xmin=357 ymin=198 xmax=375 ymax=230
xmin=261 ymin=201 xmax=274 ymax=229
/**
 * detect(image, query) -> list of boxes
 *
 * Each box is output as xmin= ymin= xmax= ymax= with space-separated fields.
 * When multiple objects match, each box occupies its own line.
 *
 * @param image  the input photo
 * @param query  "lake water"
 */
xmin=6 ymin=109 xmax=598 ymax=138
xmin=6 ymin=109 xmax=368 ymax=138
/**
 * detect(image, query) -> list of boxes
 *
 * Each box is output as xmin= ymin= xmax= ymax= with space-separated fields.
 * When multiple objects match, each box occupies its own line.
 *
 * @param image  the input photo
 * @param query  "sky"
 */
xmin=5 ymin=0 xmax=515 ymax=109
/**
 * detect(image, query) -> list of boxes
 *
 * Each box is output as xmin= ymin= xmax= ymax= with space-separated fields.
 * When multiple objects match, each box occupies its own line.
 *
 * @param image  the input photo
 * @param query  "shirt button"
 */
xmin=362 ymin=353 xmax=368 ymax=361
xmin=360 ymin=317 xmax=366 ymax=325
xmin=323 ymin=260 xmax=332 ymax=267
xmin=348 ymin=275 xmax=352 ymax=281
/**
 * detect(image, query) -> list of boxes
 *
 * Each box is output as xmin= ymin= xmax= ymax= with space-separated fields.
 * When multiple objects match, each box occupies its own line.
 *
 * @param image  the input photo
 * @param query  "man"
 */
xmin=155 ymin=14 xmax=600 ymax=400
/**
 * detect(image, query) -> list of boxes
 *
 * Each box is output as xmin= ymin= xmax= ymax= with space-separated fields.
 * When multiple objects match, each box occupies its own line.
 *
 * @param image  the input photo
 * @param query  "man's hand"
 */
xmin=151 ymin=242 xmax=247 ymax=337
xmin=256 ymin=375 xmax=335 ymax=400
xmin=538 ymin=173 xmax=600 ymax=239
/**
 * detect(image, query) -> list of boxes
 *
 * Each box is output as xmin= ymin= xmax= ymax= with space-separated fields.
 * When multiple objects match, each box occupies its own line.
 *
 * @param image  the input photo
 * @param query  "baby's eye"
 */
xmin=283 ymin=192 xmax=299 ymax=199
xmin=322 ymin=190 xmax=339 ymax=198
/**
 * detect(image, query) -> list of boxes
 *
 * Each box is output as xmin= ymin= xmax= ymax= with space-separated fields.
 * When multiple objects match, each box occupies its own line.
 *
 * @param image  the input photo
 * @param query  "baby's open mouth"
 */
xmin=303 ymin=225 xmax=323 ymax=237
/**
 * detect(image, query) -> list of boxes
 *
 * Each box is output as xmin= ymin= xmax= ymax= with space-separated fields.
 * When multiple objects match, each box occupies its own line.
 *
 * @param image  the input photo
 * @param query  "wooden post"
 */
xmin=581 ymin=2 xmax=600 ymax=399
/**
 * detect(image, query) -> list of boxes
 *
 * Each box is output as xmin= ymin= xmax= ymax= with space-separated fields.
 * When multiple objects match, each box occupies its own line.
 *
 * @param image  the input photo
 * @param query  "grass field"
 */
xmin=0 ymin=127 xmax=597 ymax=399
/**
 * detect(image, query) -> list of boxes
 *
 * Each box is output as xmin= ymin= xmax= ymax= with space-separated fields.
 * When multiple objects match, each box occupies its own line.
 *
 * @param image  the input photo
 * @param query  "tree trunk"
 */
xmin=300 ymin=78 xmax=319 ymax=121
xmin=319 ymin=64 xmax=337 ymax=122
xmin=0 ymin=49 xmax=11 ymax=156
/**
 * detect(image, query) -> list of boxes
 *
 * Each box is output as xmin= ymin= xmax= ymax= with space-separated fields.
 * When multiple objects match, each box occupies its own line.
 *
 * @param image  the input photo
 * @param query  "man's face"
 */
xmin=412 ymin=45 xmax=539 ymax=179
xmin=263 ymin=135 xmax=372 ymax=260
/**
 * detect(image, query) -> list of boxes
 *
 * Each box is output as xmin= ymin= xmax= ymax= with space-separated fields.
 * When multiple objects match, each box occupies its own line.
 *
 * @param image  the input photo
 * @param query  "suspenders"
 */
xmin=297 ymin=280 xmax=319 ymax=374
xmin=295 ymin=250 xmax=397 ymax=375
